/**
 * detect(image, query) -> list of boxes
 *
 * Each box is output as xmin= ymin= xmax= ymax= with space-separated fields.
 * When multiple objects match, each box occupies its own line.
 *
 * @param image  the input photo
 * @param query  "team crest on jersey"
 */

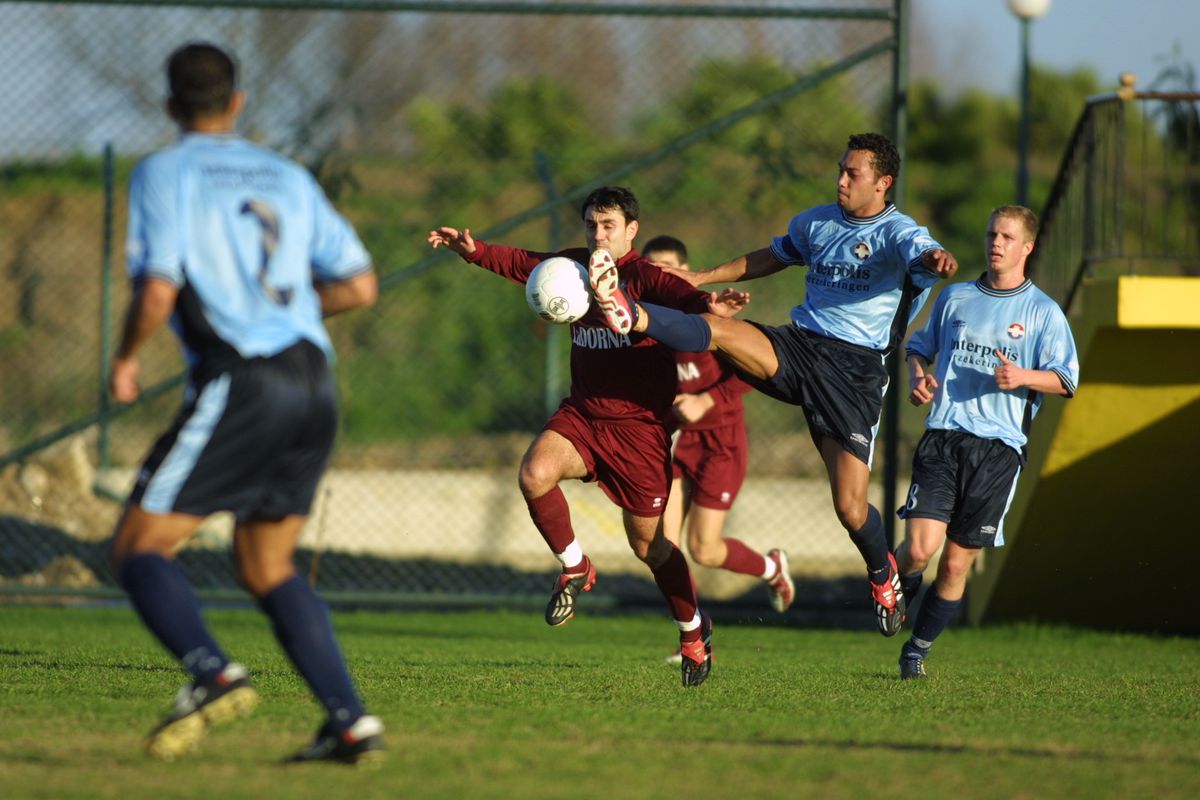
xmin=852 ymin=241 xmax=872 ymax=260
xmin=1007 ymin=322 xmax=1026 ymax=339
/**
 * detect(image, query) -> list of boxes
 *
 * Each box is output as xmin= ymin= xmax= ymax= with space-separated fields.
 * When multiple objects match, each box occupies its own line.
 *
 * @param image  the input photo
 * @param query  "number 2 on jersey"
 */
xmin=240 ymin=198 xmax=293 ymax=306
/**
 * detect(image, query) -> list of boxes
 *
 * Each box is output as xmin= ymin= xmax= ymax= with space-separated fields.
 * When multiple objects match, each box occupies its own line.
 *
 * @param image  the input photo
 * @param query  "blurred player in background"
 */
xmin=894 ymin=205 xmax=1078 ymax=678
xmin=428 ymin=187 xmax=744 ymax=687
xmin=642 ymin=235 xmax=794 ymax=665
xmin=108 ymin=42 xmax=383 ymax=764
xmin=594 ymin=133 xmax=959 ymax=637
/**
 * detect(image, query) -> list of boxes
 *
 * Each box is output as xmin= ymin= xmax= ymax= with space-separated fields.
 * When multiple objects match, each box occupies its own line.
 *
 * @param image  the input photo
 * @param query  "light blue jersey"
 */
xmin=126 ymin=133 xmax=371 ymax=367
xmin=770 ymin=203 xmax=942 ymax=352
xmin=906 ymin=276 xmax=1079 ymax=453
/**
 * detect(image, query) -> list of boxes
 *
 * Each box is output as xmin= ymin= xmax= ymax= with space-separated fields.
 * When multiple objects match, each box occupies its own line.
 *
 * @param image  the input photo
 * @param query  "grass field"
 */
xmin=0 ymin=604 xmax=1197 ymax=800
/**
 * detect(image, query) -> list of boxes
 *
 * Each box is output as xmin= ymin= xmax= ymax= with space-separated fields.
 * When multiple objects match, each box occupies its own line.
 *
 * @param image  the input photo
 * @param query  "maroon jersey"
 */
xmin=674 ymin=352 xmax=751 ymax=431
xmin=463 ymin=241 xmax=711 ymax=424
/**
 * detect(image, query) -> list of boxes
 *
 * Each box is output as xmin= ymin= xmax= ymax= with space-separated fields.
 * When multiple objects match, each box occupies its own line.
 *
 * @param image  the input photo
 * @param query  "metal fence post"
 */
xmin=534 ymin=148 xmax=566 ymax=421
xmin=883 ymin=0 xmax=909 ymax=548
xmin=98 ymin=142 xmax=115 ymax=470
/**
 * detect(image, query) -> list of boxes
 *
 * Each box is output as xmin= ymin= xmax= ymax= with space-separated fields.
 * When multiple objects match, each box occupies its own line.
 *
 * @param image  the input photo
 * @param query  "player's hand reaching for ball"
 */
xmin=427 ymin=226 xmax=477 ymax=256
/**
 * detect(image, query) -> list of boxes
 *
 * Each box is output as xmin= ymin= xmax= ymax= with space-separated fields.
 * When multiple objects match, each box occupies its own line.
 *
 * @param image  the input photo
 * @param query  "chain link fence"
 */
xmin=1031 ymin=86 xmax=1200 ymax=310
xmin=0 ymin=0 xmax=907 ymax=612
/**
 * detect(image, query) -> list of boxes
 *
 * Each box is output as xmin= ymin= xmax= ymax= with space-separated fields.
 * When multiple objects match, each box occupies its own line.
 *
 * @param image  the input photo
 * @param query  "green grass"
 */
xmin=0 ymin=606 xmax=1197 ymax=800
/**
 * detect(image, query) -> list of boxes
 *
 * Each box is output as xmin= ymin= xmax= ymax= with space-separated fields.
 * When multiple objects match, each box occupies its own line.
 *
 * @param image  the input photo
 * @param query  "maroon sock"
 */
xmin=525 ymin=486 xmax=575 ymax=555
xmin=719 ymin=538 xmax=768 ymax=578
xmin=650 ymin=545 xmax=699 ymax=632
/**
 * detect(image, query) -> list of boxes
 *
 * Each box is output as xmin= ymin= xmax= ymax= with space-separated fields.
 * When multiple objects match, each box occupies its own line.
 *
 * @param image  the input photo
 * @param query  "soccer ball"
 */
xmin=525 ymin=257 xmax=591 ymax=324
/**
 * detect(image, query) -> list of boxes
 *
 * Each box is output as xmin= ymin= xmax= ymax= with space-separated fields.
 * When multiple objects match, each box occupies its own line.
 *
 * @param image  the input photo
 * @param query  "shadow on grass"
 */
xmin=737 ymin=735 xmax=1200 ymax=767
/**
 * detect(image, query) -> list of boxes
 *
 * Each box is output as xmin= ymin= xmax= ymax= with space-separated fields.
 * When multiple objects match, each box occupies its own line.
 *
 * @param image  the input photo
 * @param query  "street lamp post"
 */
xmin=1007 ymin=0 xmax=1051 ymax=207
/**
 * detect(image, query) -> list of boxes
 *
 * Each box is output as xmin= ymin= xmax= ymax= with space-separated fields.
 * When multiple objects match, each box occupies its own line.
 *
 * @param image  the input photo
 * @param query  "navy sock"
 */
xmin=259 ymin=575 xmax=366 ymax=731
xmin=902 ymin=588 xmax=962 ymax=660
xmin=848 ymin=505 xmax=890 ymax=581
xmin=120 ymin=553 xmax=229 ymax=681
xmin=900 ymin=569 xmax=924 ymax=601
xmin=640 ymin=302 xmax=712 ymax=352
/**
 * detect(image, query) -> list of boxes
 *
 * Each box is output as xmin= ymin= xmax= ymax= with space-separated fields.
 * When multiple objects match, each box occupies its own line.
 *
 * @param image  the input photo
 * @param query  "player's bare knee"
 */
xmin=236 ymin=560 xmax=294 ymax=598
xmin=835 ymin=504 xmax=868 ymax=533
xmin=936 ymin=558 xmax=971 ymax=589
xmin=905 ymin=542 xmax=938 ymax=570
xmin=633 ymin=534 xmax=671 ymax=568
xmin=689 ymin=541 xmax=724 ymax=568
xmin=517 ymin=461 xmax=556 ymax=498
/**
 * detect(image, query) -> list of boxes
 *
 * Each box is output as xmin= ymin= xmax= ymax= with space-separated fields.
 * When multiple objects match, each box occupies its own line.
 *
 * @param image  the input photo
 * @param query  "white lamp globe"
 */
xmin=1007 ymin=0 xmax=1051 ymax=20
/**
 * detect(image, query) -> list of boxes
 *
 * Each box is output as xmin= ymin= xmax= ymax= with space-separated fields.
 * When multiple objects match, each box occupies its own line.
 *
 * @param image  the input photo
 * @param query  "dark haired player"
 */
xmin=428 ymin=187 xmax=744 ymax=687
xmin=109 ymin=42 xmax=383 ymax=764
xmin=593 ymin=133 xmax=959 ymax=637
xmin=895 ymin=205 xmax=1078 ymax=678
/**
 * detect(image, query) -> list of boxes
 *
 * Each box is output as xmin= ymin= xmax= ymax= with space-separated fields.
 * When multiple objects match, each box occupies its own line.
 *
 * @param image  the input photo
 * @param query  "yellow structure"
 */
xmin=969 ymin=276 xmax=1200 ymax=634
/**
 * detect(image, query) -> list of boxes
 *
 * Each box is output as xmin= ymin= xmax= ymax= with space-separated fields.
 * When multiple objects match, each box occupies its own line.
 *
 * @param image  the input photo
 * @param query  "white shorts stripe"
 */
xmin=141 ymin=374 xmax=232 ymax=513
xmin=994 ymin=464 xmax=1022 ymax=548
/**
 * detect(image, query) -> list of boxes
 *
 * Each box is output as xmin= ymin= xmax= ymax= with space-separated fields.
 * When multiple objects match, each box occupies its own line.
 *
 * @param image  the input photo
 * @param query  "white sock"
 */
xmin=556 ymin=541 xmax=584 ymax=571
xmin=675 ymin=611 xmax=702 ymax=633
xmin=761 ymin=555 xmax=778 ymax=581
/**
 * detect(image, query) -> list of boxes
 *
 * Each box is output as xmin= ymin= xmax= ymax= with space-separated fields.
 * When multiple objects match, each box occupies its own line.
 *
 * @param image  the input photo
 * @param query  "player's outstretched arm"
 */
xmin=317 ymin=270 xmax=378 ymax=317
xmin=686 ymin=247 xmax=788 ymax=287
xmin=920 ymin=248 xmax=958 ymax=279
xmin=908 ymin=354 xmax=938 ymax=406
xmin=428 ymin=226 xmax=477 ymax=257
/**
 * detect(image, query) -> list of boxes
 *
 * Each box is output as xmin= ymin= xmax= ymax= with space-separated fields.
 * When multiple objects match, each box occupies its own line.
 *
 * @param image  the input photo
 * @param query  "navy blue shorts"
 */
xmin=738 ymin=323 xmax=887 ymax=466
xmin=897 ymin=429 xmax=1022 ymax=548
xmin=130 ymin=340 xmax=337 ymax=522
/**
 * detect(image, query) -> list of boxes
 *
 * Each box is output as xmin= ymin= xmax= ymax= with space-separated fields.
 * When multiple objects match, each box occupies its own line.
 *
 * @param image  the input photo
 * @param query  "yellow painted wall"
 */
xmin=969 ymin=278 xmax=1200 ymax=634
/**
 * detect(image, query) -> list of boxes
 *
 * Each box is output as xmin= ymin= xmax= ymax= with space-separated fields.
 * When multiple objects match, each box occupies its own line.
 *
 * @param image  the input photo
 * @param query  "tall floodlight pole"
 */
xmin=1007 ymin=0 xmax=1051 ymax=207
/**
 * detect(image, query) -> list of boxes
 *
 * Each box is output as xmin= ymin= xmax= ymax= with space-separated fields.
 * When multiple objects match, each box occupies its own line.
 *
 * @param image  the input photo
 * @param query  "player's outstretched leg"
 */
xmin=766 ymin=548 xmax=796 ymax=612
xmin=145 ymin=662 xmax=260 ymax=761
xmin=679 ymin=611 xmax=713 ymax=687
xmin=545 ymin=554 xmax=597 ymax=626
xmin=588 ymin=249 xmax=635 ymax=335
xmin=872 ymin=552 xmax=907 ymax=637
xmin=288 ymin=714 xmax=386 ymax=767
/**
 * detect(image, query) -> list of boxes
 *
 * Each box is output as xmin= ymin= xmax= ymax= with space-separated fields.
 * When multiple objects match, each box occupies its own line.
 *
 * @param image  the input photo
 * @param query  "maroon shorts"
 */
xmin=671 ymin=422 xmax=748 ymax=510
xmin=545 ymin=403 xmax=672 ymax=517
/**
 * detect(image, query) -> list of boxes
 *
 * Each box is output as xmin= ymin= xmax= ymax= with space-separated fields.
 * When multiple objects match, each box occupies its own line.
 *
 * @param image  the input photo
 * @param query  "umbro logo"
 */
xmin=850 ymin=433 xmax=869 ymax=445
xmin=981 ymin=525 xmax=997 ymax=534
xmin=951 ymin=319 xmax=968 ymax=328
